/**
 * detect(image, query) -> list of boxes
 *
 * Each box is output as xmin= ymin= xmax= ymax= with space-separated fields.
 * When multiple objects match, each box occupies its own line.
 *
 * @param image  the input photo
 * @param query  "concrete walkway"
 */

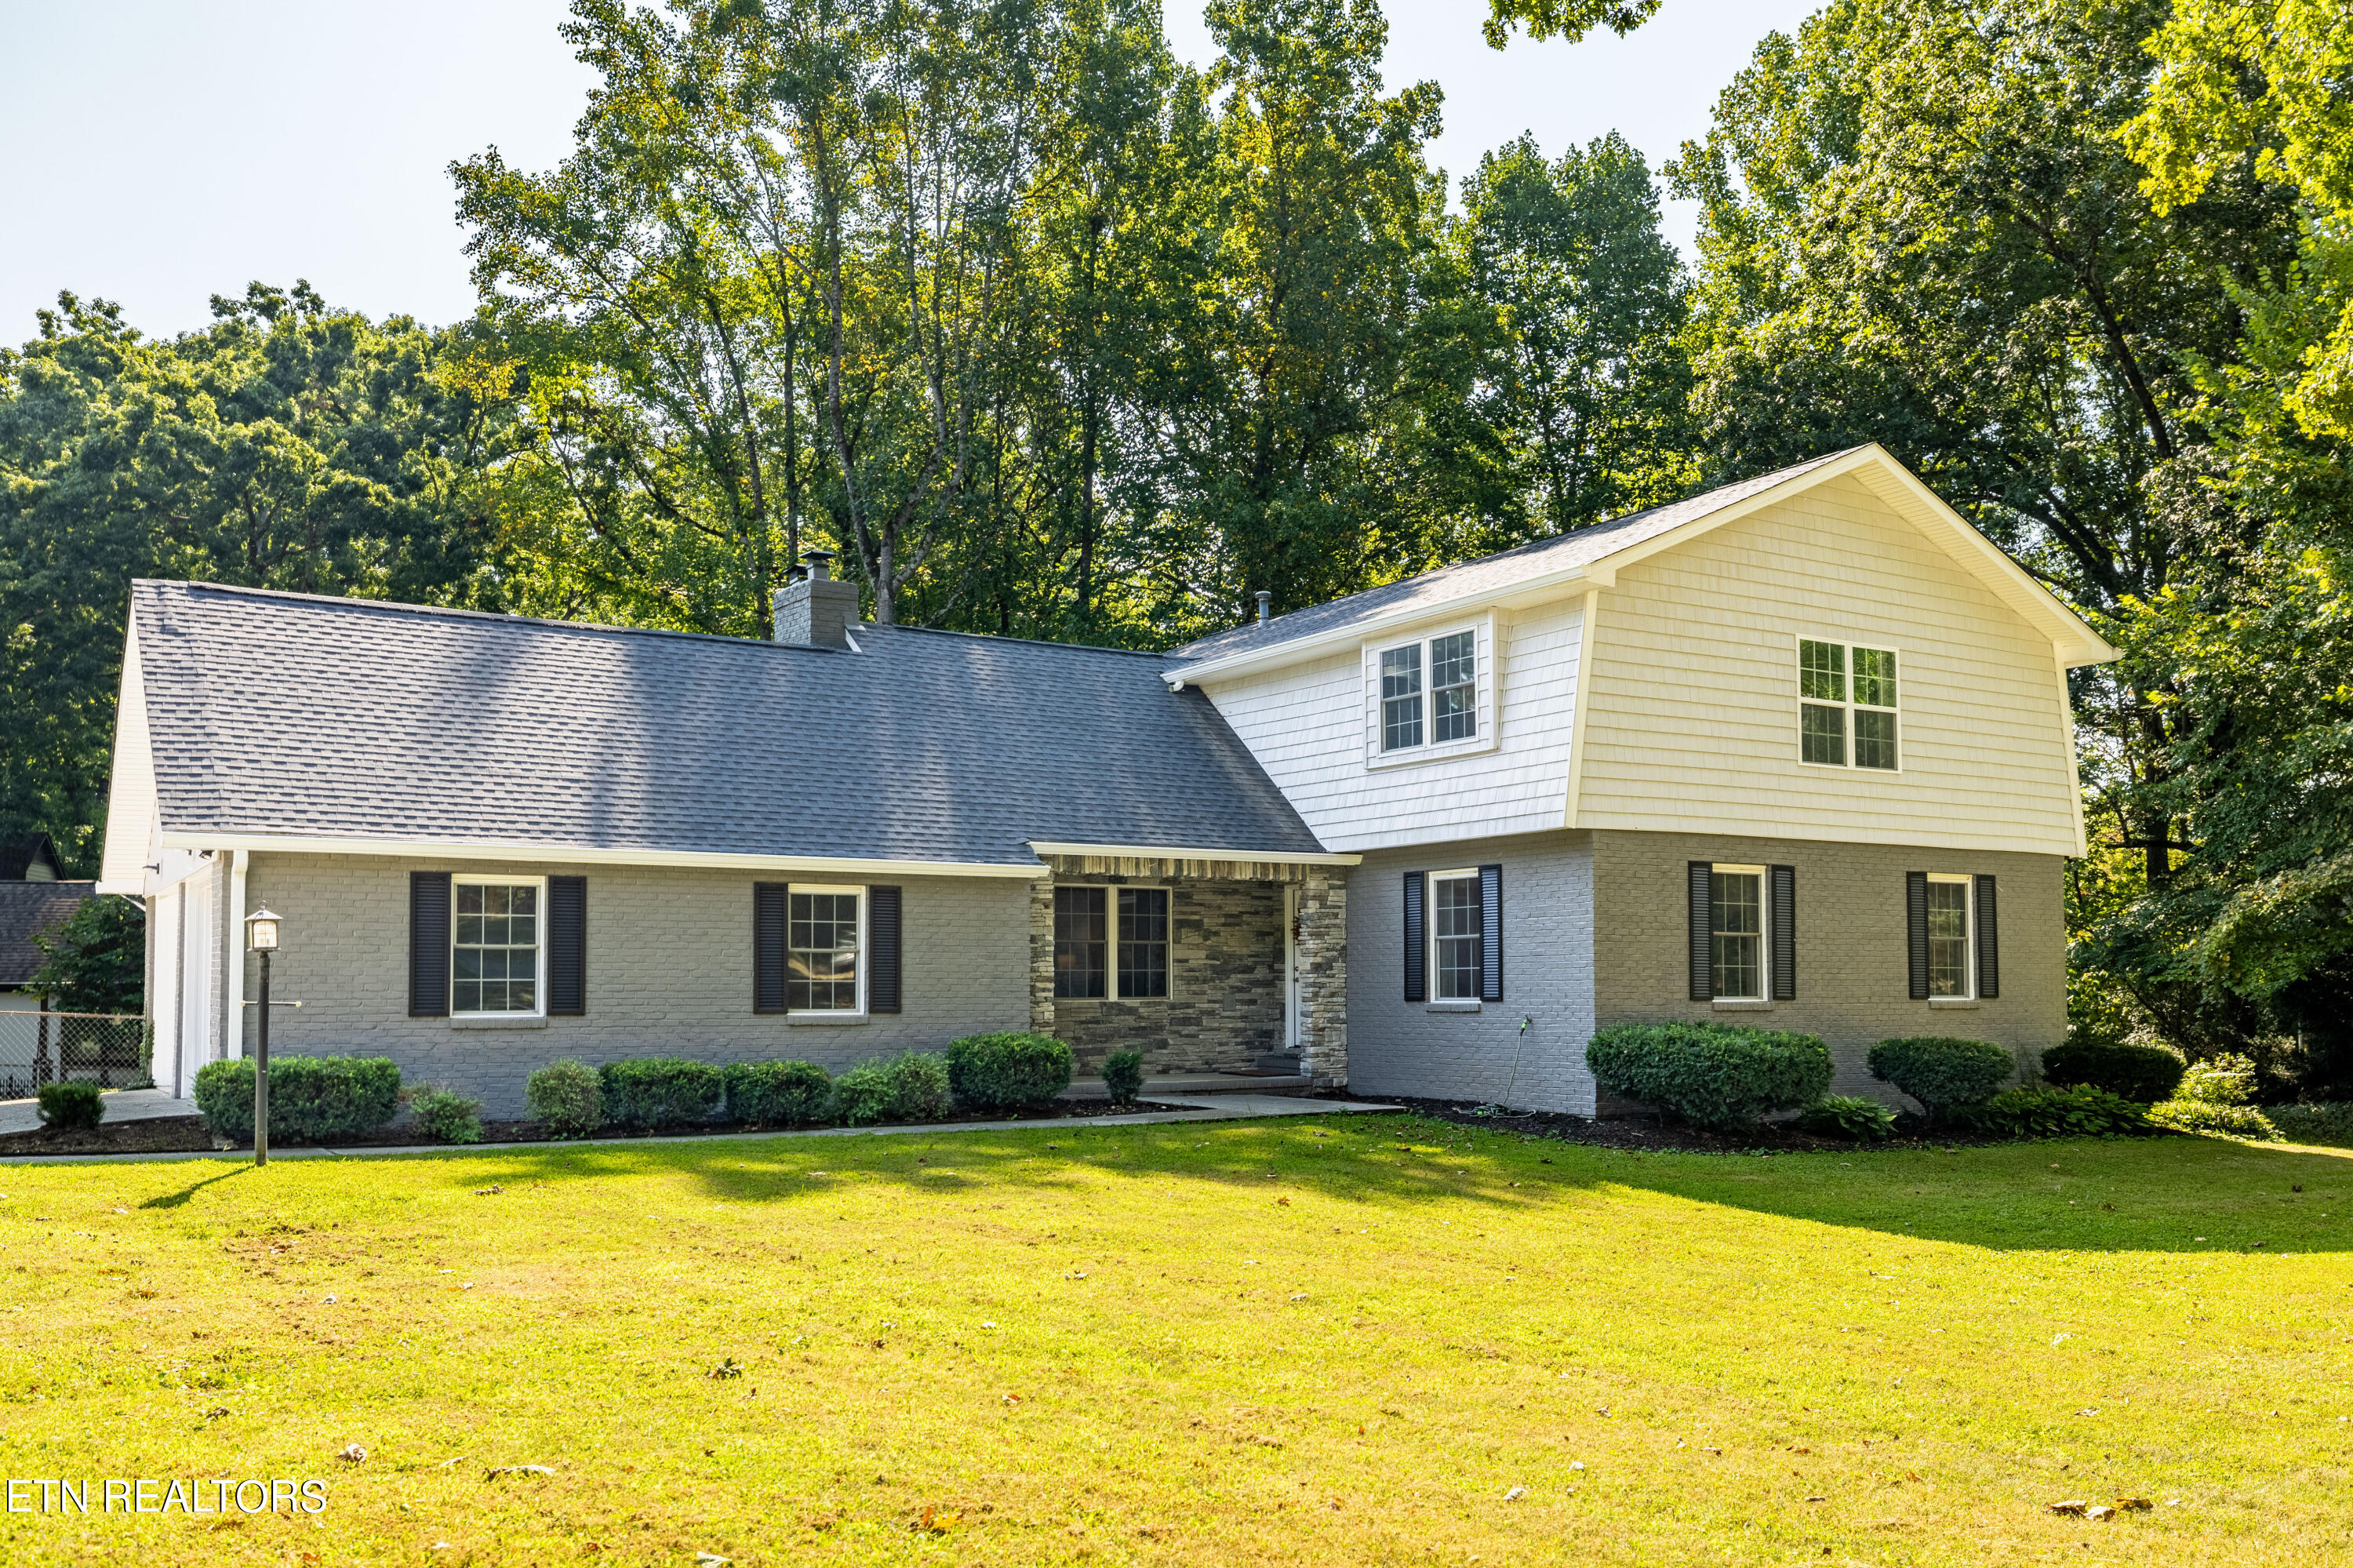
xmin=0 ymin=1090 xmax=1400 ymax=1166
xmin=0 ymin=1086 xmax=198 ymax=1137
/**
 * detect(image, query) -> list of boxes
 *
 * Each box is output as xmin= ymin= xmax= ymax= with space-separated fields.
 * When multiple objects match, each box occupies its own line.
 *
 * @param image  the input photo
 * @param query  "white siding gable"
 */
xmin=1199 ymin=597 xmax=1585 ymax=853
xmin=1574 ymin=471 xmax=2083 ymax=856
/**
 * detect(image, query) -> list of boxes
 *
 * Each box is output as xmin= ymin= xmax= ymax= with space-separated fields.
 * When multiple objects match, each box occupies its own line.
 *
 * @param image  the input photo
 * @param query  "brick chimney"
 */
xmin=772 ymin=551 xmax=860 ymax=649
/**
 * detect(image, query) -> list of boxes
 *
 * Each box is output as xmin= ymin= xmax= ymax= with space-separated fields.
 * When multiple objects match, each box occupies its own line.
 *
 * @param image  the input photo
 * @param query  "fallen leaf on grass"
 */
xmin=708 ymin=1358 xmax=744 ymax=1380
xmin=2047 ymin=1500 xmax=2088 ymax=1515
xmin=2087 ymin=1505 xmax=2116 ymax=1521
xmin=2115 ymin=1497 xmax=2151 ymax=1512
xmin=486 ymin=1464 xmax=555 ymax=1480
xmin=1275 ymin=1196 xmax=1290 ymax=1206
xmin=1804 ymin=1495 xmax=1827 ymax=1503
xmin=336 ymin=1444 xmax=367 ymax=1464
xmin=1503 ymin=1486 xmax=1526 ymax=1501
xmin=473 ymin=1185 xmax=502 ymax=1196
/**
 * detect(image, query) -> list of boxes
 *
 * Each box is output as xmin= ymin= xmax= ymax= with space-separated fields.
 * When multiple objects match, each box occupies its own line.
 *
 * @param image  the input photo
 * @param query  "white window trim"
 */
xmin=452 ymin=872 xmax=548 ymax=1020
xmin=1363 ymin=614 xmax=1499 ymax=769
xmin=1924 ymin=871 xmax=1976 ymax=1003
xmin=1428 ymin=868 xmax=1483 ymax=1003
xmin=1709 ymin=861 xmax=1770 ymax=1004
xmin=1057 ymin=884 xmax=1171 ymax=1002
xmin=787 ymin=882 xmax=867 ymax=1020
xmin=1795 ymin=633 xmax=1904 ymax=775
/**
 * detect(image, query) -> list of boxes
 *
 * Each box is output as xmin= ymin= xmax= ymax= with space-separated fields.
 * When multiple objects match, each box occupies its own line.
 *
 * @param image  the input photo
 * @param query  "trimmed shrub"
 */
xmin=36 ymin=1080 xmax=104 ymax=1130
xmin=1866 ymin=1036 xmax=2013 ymax=1122
xmin=1795 ymin=1094 xmax=1896 ymax=1141
xmin=2038 ymin=1040 xmax=2184 ymax=1104
xmin=1964 ymin=1085 xmax=2151 ymax=1139
xmin=599 ymin=1058 xmax=726 ymax=1130
xmin=724 ymin=1060 xmax=834 ymax=1126
xmin=835 ymin=1052 xmax=951 ymax=1126
xmin=1102 ymin=1049 xmax=1145 ymax=1108
xmin=526 ymin=1058 xmax=605 ymax=1139
xmin=404 ymin=1086 xmax=483 ymax=1144
xmin=2147 ymin=1098 xmax=2279 ymax=1141
xmin=192 ymin=1056 xmax=401 ymax=1142
xmin=1584 ymin=1022 xmax=1832 ymax=1132
xmin=945 ymin=1032 xmax=1075 ymax=1111
xmin=2271 ymin=1102 xmax=2353 ymax=1146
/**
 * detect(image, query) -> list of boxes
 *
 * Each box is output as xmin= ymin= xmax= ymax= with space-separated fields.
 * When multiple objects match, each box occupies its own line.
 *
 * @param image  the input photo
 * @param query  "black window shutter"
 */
xmin=1687 ymin=861 xmax=1712 ymax=1001
xmin=1906 ymin=871 xmax=1931 ymax=1000
xmin=1974 ymin=873 xmax=2000 ymax=999
xmin=1770 ymin=864 xmax=1796 ymax=1000
xmin=1402 ymin=871 xmax=1426 ymax=1002
xmin=547 ymin=875 xmax=587 ymax=1016
xmin=868 ymin=885 xmax=902 ymax=1013
xmin=409 ymin=871 xmax=451 ymax=1018
xmin=1478 ymin=864 xmax=1504 ymax=1002
xmin=754 ymin=882 xmax=789 ymax=1014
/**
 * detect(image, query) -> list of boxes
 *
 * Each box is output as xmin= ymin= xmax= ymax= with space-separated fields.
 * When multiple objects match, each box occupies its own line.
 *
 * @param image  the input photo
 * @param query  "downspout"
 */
xmin=226 ymin=849 xmax=248 ymax=1060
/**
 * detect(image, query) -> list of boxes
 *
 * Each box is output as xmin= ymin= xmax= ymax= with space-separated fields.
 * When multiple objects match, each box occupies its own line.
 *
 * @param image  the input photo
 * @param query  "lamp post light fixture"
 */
xmin=245 ymin=908 xmax=282 ymax=1166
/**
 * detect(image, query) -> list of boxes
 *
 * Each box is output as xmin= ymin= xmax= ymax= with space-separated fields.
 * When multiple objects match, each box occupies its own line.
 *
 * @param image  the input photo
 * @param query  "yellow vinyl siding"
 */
xmin=1574 ymin=473 xmax=2082 ymax=856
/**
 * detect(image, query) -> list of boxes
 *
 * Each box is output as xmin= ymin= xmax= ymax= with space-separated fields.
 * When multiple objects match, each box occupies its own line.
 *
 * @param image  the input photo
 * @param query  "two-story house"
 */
xmin=97 ymin=445 xmax=2114 ymax=1116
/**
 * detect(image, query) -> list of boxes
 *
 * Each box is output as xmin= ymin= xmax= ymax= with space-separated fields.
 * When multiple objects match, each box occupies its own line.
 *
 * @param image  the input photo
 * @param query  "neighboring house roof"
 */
xmin=0 ymin=882 xmax=95 ymax=988
xmin=117 ymin=580 xmax=1328 ymax=873
xmin=0 ymin=833 xmax=62 ymax=882
xmin=1166 ymin=444 xmax=2118 ymax=679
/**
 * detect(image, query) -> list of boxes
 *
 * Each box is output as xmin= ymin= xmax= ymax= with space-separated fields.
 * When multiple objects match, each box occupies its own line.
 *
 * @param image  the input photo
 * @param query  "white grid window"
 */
xmin=454 ymin=879 xmax=543 ymax=1016
xmin=1377 ymin=628 xmax=1481 ymax=755
xmin=1799 ymin=638 xmax=1899 ymax=770
xmin=1926 ymin=875 xmax=1972 ymax=998
xmin=789 ymin=888 xmax=862 ymax=1012
xmin=1431 ymin=631 xmax=1477 ymax=742
xmin=1431 ymin=871 xmax=1482 ymax=1001
xmin=1710 ymin=865 xmax=1765 ymax=1001
xmin=1380 ymin=645 xmax=1424 ymax=751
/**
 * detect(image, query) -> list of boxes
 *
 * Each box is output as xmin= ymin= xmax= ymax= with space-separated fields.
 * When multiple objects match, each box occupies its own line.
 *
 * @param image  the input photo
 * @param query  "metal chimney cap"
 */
xmin=803 ymin=549 xmax=835 ymax=580
xmin=1255 ymin=590 xmax=1272 ymax=626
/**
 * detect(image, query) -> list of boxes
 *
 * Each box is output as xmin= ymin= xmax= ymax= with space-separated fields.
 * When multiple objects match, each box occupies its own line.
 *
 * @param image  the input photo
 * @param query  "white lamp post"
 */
xmin=245 ymin=909 xmax=281 ymax=1167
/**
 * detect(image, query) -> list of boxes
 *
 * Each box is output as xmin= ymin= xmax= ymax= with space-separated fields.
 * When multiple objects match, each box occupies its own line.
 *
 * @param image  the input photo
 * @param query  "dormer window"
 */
xmin=1366 ymin=618 xmax=1496 ymax=767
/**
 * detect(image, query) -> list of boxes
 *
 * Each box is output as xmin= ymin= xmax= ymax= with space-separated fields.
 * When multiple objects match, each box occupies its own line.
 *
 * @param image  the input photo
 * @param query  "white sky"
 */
xmin=0 ymin=0 xmax=1818 ymax=343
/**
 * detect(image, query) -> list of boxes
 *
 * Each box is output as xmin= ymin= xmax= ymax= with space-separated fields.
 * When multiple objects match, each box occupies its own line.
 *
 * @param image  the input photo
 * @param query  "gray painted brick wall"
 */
xmin=242 ymin=855 xmax=1032 ymax=1116
xmin=1591 ymin=830 xmax=2068 ymax=1109
xmin=1345 ymin=831 xmax=1599 ymax=1115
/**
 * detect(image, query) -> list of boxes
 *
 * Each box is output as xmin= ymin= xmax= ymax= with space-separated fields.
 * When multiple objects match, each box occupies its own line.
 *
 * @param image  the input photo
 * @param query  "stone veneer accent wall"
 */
xmin=1027 ymin=855 xmax=1325 ymax=1077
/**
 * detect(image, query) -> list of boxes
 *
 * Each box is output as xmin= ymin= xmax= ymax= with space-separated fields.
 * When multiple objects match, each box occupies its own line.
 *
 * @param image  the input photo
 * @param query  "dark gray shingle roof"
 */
xmin=0 ymin=882 xmax=95 ymax=986
xmin=132 ymin=582 xmax=1326 ymax=867
xmin=1170 ymin=450 xmax=1858 ymax=666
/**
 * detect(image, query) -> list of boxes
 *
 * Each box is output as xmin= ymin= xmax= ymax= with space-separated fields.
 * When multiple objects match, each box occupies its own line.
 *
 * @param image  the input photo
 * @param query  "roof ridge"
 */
xmin=140 ymin=580 xmax=845 ymax=655
xmin=864 ymin=621 xmax=1174 ymax=659
xmin=141 ymin=580 xmax=1180 ymax=662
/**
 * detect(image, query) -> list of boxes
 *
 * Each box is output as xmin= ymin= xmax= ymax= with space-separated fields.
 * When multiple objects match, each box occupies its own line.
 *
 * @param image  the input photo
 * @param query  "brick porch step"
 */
xmin=1063 ymin=1072 xmax=1315 ymax=1100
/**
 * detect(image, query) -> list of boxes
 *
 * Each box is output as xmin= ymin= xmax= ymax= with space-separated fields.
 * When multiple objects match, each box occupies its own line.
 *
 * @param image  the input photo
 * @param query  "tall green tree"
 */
xmin=1667 ymin=0 xmax=2300 ymax=897
xmin=0 ymin=286 xmax=496 ymax=868
xmin=1459 ymin=130 xmax=1694 ymax=542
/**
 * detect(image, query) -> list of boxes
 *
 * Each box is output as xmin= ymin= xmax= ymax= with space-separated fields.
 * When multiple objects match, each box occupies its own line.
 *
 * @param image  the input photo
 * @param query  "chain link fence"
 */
xmin=0 ymin=1010 xmax=148 ymax=1099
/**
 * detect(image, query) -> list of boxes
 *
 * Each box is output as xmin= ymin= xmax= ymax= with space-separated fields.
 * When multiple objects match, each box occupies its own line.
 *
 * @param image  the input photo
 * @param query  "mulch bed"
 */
xmin=0 ymin=1100 xmax=1202 ymax=1158
xmin=1337 ymin=1094 xmax=2006 ymax=1155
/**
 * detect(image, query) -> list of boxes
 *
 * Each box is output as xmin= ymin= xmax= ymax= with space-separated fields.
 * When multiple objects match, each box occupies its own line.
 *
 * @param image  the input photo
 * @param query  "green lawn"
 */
xmin=2 ymin=1117 xmax=2348 ymax=1565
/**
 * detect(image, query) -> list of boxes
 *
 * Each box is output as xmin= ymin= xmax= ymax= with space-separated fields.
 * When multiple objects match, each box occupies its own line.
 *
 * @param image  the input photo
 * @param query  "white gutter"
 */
xmin=1028 ymin=840 xmax=1362 ymax=867
xmin=226 ymin=849 xmax=247 ymax=1060
xmin=155 ymin=831 xmax=1048 ymax=881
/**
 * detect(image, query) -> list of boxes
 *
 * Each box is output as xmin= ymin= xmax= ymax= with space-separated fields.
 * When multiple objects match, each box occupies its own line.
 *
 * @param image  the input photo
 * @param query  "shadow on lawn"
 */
xmin=413 ymin=1113 xmax=2353 ymax=1259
